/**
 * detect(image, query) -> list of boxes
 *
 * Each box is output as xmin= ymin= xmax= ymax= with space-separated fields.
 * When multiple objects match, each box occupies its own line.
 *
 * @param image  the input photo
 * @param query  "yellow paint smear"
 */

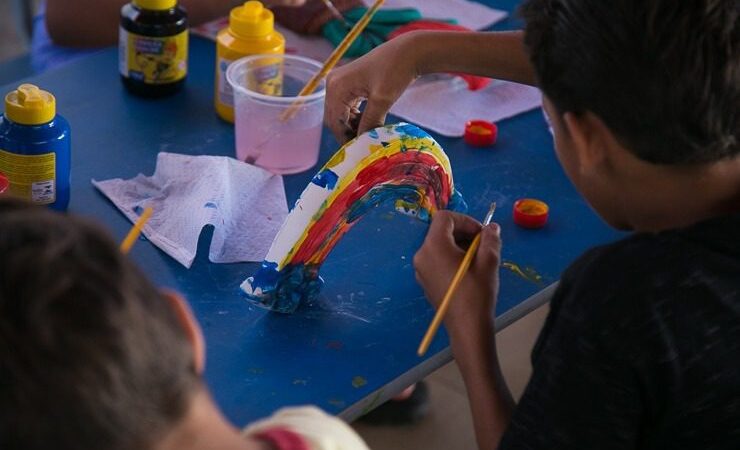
xmin=502 ymin=261 xmax=543 ymax=285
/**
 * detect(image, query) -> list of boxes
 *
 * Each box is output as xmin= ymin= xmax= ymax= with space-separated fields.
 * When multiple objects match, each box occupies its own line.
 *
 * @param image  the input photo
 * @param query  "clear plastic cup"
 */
xmin=227 ymin=54 xmax=326 ymax=174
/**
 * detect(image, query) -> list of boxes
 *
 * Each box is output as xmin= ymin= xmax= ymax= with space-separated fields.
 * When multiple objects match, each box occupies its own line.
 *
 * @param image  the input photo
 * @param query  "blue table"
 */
xmin=1 ymin=0 xmax=621 ymax=425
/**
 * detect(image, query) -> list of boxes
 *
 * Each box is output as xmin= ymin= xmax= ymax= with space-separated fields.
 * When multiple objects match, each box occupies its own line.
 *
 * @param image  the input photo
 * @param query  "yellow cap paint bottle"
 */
xmin=0 ymin=84 xmax=71 ymax=211
xmin=215 ymin=1 xmax=285 ymax=122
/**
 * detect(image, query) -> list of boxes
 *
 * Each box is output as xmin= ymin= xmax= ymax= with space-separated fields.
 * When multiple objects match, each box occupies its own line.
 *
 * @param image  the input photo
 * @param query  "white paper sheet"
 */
xmin=93 ymin=153 xmax=288 ymax=268
xmin=391 ymin=77 xmax=542 ymax=137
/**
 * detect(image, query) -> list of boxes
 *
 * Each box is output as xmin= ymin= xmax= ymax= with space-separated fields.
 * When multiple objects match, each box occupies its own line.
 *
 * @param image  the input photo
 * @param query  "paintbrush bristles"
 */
xmin=417 ymin=203 xmax=497 ymax=356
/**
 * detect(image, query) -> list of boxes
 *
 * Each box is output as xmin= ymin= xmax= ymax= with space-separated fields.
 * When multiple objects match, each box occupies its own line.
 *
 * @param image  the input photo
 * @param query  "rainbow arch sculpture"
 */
xmin=241 ymin=123 xmax=465 ymax=313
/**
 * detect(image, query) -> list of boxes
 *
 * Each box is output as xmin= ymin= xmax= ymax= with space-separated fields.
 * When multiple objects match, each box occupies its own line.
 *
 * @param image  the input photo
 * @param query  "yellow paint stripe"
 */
xmin=277 ymin=130 xmax=454 ymax=268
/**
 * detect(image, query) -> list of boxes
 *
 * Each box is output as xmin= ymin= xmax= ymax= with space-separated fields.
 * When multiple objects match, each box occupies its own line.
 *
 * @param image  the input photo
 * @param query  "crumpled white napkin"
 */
xmin=93 ymin=152 xmax=288 ymax=268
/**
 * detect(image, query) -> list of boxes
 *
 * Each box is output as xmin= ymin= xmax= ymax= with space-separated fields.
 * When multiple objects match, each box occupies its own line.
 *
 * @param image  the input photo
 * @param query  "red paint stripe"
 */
xmin=290 ymin=150 xmax=452 ymax=265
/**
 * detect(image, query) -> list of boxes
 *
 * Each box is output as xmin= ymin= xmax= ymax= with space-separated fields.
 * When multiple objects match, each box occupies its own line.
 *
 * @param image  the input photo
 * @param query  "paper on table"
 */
xmin=363 ymin=0 xmax=508 ymax=31
xmin=390 ymin=77 xmax=542 ymax=137
xmin=93 ymin=152 xmax=288 ymax=268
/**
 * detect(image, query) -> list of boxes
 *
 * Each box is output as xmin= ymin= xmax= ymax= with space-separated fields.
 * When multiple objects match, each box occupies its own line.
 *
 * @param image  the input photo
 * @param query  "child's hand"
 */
xmin=325 ymin=33 xmax=421 ymax=142
xmin=413 ymin=211 xmax=501 ymax=340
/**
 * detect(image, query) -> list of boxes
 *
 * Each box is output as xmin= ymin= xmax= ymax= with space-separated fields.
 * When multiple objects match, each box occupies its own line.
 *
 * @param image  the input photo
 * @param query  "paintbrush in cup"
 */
xmin=417 ymin=202 xmax=497 ymax=356
xmin=244 ymin=0 xmax=385 ymax=165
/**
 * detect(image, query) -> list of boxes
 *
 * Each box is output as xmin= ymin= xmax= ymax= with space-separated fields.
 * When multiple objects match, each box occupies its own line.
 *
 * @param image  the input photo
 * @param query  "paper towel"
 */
xmin=93 ymin=152 xmax=288 ymax=268
xmin=391 ymin=78 xmax=543 ymax=137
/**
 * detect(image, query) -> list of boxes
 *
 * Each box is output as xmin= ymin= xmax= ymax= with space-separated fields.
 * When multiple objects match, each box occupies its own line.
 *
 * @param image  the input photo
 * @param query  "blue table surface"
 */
xmin=2 ymin=0 xmax=622 ymax=425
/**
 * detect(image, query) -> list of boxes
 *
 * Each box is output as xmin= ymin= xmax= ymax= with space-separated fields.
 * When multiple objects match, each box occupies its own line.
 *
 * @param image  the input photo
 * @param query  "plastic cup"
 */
xmin=227 ymin=54 xmax=326 ymax=174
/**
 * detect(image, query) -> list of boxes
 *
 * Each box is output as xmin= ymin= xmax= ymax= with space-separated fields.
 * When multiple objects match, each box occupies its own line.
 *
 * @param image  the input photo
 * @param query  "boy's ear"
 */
xmin=162 ymin=290 xmax=206 ymax=375
xmin=562 ymin=111 xmax=612 ymax=173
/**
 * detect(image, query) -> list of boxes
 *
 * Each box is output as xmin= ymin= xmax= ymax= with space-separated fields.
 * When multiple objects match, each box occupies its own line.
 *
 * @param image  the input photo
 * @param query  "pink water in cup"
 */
xmin=226 ymin=54 xmax=326 ymax=174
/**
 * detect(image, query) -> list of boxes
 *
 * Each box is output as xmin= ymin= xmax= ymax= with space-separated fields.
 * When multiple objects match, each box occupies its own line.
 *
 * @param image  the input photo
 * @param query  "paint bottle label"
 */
xmin=246 ymin=60 xmax=283 ymax=96
xmin=214 ymin=1 xmax=285 ymax=122
xmin=119 ymin=27 xmax=188 ymax=85
xmin=0 ymin=149 xmax=56 ymax=204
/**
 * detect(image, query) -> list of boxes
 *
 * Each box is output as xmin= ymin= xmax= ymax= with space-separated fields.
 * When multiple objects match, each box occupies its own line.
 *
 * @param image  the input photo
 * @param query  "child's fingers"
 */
xmin=476 ymin=223 xmax=502 ymax=269
xmin=425 ymin=210 xmax=482 ymax=251
xmin=357 ymin=96 xmax=392 ymax=136
xmin=325 ymin=71 xmax=363 ymax=142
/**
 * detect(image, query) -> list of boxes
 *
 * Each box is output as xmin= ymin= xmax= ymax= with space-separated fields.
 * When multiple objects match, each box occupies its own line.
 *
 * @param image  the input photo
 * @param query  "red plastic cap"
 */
xmin=0 ymin=172 xmax=8 ymax=195
xmin=464 ymin=120 xmax=497 ymax=147
xmin=513 ymin=198 xmax=549 ymax=229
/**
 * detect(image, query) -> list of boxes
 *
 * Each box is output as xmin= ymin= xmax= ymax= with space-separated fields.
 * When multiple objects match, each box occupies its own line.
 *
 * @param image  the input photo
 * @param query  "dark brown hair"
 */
xmin=0 ymin=198 xmax=199 ymax=450
xmin=521 ymin=0 xmax=739 ymax=164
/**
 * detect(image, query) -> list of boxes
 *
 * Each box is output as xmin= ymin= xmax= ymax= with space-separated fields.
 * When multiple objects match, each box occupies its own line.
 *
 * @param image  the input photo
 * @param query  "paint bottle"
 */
xmin=215 ymin=1 xmax=285 ymax=122
xmin=119 ymin=0 xmax=188 ymax=97
xmin=0 ymin=84 xmax=71 ymax=211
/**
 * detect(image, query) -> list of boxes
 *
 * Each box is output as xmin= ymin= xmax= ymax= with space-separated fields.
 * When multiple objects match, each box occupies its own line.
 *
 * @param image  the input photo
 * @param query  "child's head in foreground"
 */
xmin=521 ymin=0 xmax=739 ymax=230
xmin=0 ymin=198 xmax=202 ymax=450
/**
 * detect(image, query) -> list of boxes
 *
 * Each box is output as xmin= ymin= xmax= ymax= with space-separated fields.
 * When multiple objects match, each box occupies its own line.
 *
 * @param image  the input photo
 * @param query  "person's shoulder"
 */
xmin=564 ymin=215 xmax=740 ymax=297
xmin=550 ymin=230 xmax=704 ymax=332
xmin=562 ymin=231 xmax=678 ymax=295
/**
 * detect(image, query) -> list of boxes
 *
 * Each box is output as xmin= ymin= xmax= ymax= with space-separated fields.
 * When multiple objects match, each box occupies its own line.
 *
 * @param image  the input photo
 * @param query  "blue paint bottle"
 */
xmin=0 ymin=84 xmax=71 ymax=211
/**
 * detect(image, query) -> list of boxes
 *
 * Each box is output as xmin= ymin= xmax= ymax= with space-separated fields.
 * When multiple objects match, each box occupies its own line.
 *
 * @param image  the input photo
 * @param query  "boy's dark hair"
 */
xmin=0 ymin=198 xmax=199 ymax=450
xmin=521 ymin=0 xmax=739 ymax=164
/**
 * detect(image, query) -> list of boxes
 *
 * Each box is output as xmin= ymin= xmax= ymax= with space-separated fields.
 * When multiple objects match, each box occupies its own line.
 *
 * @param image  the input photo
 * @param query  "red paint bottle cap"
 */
xmin=464 ymin=120 xmax=497 ymax=147
xmin=0 ymin=172 xmax=9 ymax=196
xmin=513 ymin=198 xmax=549 ymax=229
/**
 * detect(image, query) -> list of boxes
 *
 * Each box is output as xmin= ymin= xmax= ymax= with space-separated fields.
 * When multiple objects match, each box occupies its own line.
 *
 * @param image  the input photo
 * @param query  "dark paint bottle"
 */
xmin=119 ymin=0 xmax=188 ymax=97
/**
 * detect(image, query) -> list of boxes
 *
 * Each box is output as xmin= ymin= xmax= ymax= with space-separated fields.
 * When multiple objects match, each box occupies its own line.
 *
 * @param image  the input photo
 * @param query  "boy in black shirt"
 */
xmin=319 ymin=0 xmax=739 ymax=444
xmin=408 ymin=1 xmax=740 ymax=449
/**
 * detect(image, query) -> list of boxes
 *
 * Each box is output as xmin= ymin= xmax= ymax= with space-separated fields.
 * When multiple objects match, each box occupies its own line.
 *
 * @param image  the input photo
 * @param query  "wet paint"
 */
xmin=352 ymin=376 xmax=368 ymax=388
xmin=502 ymin=261 xmax=544 ymax=285
xmin=243 ymin=123 xmax=465 ymax=313
xmin=311 ymin=169 xmax=339 ymax=190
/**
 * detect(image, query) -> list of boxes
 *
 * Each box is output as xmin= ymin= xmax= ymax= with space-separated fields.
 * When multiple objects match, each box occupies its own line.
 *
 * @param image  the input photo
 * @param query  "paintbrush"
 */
xmin=286 ymin=0 xmax=385 ymax=116
xmin=244 ymin=0 xmax=386 ymax=164
xmin=417 ymin=202 xmax=497 ymax=357
xmin=320 ymin=0 xmax=351 ymax=28
xmin=120 ymin=206 xmax=153 ymax=254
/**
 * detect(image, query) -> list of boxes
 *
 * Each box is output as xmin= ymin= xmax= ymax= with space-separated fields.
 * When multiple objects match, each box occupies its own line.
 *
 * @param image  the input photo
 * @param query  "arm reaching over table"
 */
xmin=324 ymin=30 xmax=536 ymax=142
xmin=45 ymin=0 xmax=305 ymax=47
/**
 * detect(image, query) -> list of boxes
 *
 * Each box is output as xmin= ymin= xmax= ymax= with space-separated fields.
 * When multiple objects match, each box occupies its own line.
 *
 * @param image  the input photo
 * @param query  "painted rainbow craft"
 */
xmin=241 ymin=123 xmax=465 ymax=313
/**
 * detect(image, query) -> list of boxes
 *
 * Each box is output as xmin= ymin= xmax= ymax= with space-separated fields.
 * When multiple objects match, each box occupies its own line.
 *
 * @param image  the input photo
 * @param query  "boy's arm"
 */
xmin=449 ymin=313 xmax=515 ymax=450
xmin=45 ymin=0 xmax=305 ymax=47
xmin=413 ymin=211 xmax=514 ymax=450
xmin=325 ymin=30 xmax=535 ymax=141
xmin=415 ymin=215 xmax=645 ymax=450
